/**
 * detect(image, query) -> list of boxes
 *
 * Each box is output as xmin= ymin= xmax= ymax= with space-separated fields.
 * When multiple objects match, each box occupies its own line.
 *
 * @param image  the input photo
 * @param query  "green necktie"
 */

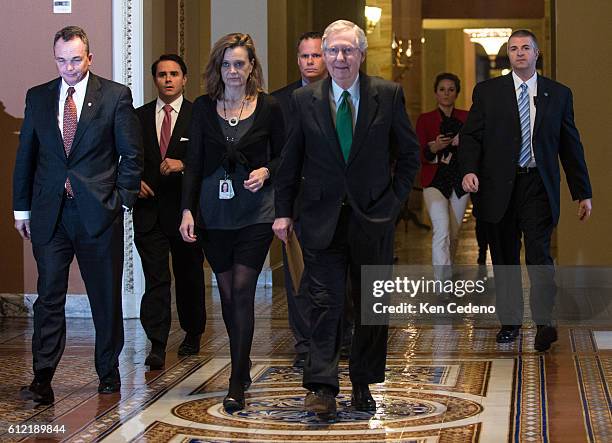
xmin=336 ymin=90 xmax=353 ymax=162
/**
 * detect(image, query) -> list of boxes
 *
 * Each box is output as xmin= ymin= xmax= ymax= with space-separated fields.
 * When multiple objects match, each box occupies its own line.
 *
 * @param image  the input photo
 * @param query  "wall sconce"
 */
xmin=391 ymin=32 xmax=412 ymax=68
xmin=364 ymin=6 xmax=382 ymax=34
xmin=463 ymin=28 xmax=512 ymax=68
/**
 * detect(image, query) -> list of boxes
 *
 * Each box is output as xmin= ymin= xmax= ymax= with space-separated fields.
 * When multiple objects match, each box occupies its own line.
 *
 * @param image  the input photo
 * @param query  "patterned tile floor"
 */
xmin=0 ymin=215 xmax=610 ymax=442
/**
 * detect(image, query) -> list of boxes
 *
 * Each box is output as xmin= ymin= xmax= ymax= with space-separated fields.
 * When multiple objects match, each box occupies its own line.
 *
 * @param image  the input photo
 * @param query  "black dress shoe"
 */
xmin=292 ymin=352 xmax=307 ymax=368
xmin=340 ymin=344 xmax=351 ymax=360
xmin=535 ymin=325 xmax=558 ymax=352
xmin=19 ymin=380 xmax=54 ymax=405
xmin=178 ymin=334 xmax=201 ymax=356
xmin=351 ymin=383 xmax=376 ymax=412
xmin=304 ymin=387 xmax=336 ymax=415
xmin=496 ymin=325 xmax=521 ymax=343
xmin=98 ymin=379 xmax=121 ymax=394
xmin=222 ymin=394 xmax=245 ymax=412
xmin=145 ymin=350 xmax=165 ymax=369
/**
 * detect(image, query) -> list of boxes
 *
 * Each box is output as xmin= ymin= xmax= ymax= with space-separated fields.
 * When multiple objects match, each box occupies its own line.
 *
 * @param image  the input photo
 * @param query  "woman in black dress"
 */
xmin=180 ymin=33 xmax=284 ymax=413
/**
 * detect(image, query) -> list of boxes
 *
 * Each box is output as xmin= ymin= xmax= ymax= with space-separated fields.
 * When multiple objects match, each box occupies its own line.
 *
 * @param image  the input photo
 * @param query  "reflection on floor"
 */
xmin=0 ymin=216 xmax=610 ymax=442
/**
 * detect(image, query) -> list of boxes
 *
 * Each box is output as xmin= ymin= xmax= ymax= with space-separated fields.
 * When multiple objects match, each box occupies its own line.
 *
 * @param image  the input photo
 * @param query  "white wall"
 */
xmin=211 ymin=0 xmax=269 ymax=86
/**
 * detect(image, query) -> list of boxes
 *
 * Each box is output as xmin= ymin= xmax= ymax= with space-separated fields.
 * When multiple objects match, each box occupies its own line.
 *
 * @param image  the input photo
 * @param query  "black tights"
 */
xmin=215 ymin=263 xmax=259 ymax=397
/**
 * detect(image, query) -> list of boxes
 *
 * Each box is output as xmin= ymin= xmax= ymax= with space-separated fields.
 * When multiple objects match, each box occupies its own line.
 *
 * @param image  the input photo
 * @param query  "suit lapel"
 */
xmin=69 ymin=73 xmax=102 ymax=156
xmin=47 ymin=79 xmax=64 ymax=150
xmin=504 ymin=73 xmax=521 ymax=140
xmin=165 ymin=102 xmax=189 ymax=158
xmin=533 ymin=75 xmax=550 ymax=137
xmin=145 ymin=102 xmax=162 ymax=161
xmin=311 ymin=78 xmax=345 ymax=167
xmin=347 ymin=73 xmax=378 ymax=165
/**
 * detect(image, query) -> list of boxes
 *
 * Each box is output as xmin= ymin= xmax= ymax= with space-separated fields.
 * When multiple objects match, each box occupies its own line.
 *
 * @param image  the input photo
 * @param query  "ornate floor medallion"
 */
xmin=102 ymin=357 xmax=521 ymax=442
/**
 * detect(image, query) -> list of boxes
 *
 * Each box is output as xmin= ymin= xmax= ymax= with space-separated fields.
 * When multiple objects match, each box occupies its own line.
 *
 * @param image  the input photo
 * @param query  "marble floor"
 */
xmin=1 ymin=214 xmax=611 ymax=442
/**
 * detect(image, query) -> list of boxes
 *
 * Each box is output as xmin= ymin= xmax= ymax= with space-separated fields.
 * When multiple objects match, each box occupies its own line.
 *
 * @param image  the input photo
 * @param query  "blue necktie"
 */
xmin=517 ymin=83 xmax=532 ymax=167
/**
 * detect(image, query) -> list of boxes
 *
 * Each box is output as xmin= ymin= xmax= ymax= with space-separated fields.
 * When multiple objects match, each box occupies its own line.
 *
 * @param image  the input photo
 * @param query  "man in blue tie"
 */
xmin=460 ymin=29 xmax=592 ymax=351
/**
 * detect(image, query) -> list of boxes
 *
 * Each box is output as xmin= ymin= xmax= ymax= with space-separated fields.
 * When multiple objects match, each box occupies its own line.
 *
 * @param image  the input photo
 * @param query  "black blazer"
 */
xmin=272 ymin=79 xmax=302 ymax=120
xmin=459 ymin=73 xmax=592 ymax=225
xmin=133 ymin=98 xmax=192 ymax=235
xmin=182 ymin=92 xmax=285 ymax=214
xmin=274 ymin=73 xmax=420 ymax=250
xmin=12 ymin=73 xmax=143 ymax=244
xmin=272 ymin=79 xmax=305 ymax=219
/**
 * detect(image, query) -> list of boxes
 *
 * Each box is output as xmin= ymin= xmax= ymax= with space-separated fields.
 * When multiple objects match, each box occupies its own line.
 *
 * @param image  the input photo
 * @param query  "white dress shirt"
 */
xmin=155 ymin=95 xmax=183 ymax=144
xmin=512 ymin=71 xmax=537 ymax=167
xmin=330 ymin=76 xmax=360 ymax=130
xmin=14 ymin=73 xmax=90 ymax=221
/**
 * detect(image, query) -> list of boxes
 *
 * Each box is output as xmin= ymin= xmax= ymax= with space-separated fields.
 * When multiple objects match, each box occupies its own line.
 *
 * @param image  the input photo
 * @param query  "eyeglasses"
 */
xmin=324 ymin=46 xmax=359 ymax=58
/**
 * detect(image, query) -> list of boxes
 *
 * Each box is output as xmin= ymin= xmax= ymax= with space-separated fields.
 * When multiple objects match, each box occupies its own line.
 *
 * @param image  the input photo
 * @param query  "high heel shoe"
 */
xmin=223 ymin=382 xmax=245 ymax=413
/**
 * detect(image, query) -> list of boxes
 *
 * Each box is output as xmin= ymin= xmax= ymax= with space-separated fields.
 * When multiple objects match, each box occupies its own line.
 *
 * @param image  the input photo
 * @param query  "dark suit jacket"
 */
xmin=275 ymin=73 xmax=420 ymax=250
xmin=272 ymin=79 xmax=302 ymax=120
xmin=459 ymin=73 xmax=592 ymax=225
xmin=272 ymin=79 xmax=304 ymax=219
xmin=133 ymin=98 xmax=192 ymax=236
xmin=182 ymin=92 xmax=285 ymax=219
xmin=13 ymin=73 xmax=142 ymax=244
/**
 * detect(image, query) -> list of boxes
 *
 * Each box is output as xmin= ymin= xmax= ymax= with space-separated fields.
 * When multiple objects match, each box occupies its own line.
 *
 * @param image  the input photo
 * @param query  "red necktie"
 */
xmin=159 ymin=104 xmax=172 ymax=159
xmin=63 ymin=87 xmax=77 ymax=197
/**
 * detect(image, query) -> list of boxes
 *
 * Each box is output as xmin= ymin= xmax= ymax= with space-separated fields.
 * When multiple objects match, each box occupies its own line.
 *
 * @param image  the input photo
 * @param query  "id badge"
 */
xmin=219 ymin=179 xmax=234 ymax=199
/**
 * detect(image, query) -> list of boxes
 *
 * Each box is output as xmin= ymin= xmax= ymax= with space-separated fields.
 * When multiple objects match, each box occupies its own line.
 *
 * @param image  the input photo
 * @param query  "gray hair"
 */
xmin=322 ymin=20 xmax=368 ymax=53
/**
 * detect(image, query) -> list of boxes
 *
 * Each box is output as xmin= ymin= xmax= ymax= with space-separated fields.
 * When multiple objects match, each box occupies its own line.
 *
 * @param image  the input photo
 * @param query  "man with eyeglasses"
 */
xmin=272 ymin=31 xmax=331 ymax=370
xmin=13 ymin=26 xmax=142 ymax=404
xmin=273 ymin=19 xmax=419 ymax=417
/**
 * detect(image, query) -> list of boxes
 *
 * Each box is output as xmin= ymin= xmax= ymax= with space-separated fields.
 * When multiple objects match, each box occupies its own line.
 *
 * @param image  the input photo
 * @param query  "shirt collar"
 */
xmin=60 ymin=71 xmax=90 ymax=99
xmin=512 ymin=70 xmax=537 ymax=92
xmin=331 ymin=75 xmax=360 ymax=105
xmin=156 ymin=94 xmax=183 ymax=114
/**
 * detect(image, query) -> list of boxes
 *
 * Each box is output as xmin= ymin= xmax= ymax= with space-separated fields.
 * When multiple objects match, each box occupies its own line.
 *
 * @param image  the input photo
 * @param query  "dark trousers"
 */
xmin=302 ymin=207 xmax=393 ymax=394
xmin=31 ymin=198 xmax=124 ymax=382
xmin=135 ymin=221 xmax=205 ymax=349
xmin=282 ymin=221 xmax=355 ymax=355
xmin=485 ymin=170 xmax=556 ymax=325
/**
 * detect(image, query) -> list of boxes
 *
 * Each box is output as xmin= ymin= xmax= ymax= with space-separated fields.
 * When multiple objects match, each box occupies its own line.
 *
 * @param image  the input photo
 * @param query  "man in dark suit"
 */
xmin=273 ymin=20 xmax=420 ymax=416
xmin=460 ymin=29 xmax=592 ymax=351
xmin=13 ymin=26 xmax=142 ymax=404
xmin=134 ymin=54 xmax=205 ymax=369
xmin=271 ymin=31 xmax=327 ymax=368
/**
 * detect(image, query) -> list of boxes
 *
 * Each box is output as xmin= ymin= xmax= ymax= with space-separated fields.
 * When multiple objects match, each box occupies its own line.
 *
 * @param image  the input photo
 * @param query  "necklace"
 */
xmin=223 ymin=97 xmax=246 ymax=127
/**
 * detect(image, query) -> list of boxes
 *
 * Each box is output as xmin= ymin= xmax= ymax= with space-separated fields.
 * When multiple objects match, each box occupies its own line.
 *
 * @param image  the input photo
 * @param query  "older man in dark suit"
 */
xmin=273 ymin=20 xmax=419 ymax=416
xmin=13 ymin=26 xmax=142 ymax=404
xmin=134 ymin=54 xmax=205 ymax=370
xmin=271 ymin=31 xmax=328 ymax=368
xmin=460 ymin=29 xmax=592 ymax=351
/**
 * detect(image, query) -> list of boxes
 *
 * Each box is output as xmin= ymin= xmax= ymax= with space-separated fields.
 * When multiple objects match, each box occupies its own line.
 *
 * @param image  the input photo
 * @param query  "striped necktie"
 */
xmin=517 ymin=83 xmax=532 ymax=167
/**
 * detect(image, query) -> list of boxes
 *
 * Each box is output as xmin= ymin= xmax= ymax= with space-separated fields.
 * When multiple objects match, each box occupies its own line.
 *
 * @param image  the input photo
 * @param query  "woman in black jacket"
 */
xmin=180 ymin=33 xmax=284 ymax=413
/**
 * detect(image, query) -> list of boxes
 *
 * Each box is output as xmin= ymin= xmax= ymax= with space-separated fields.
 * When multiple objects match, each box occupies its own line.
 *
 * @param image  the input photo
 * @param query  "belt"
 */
xmin=516 ymin=166 xmax=537 ymax=174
